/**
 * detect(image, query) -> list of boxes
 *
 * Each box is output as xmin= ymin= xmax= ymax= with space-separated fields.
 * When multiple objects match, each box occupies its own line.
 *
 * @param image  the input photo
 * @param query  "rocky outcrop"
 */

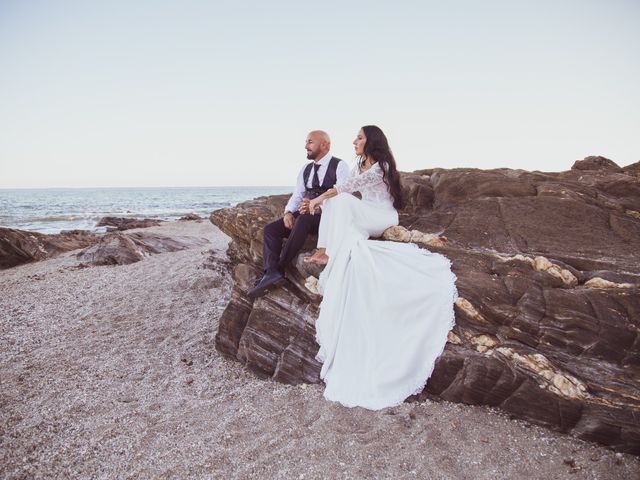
xmin=0 ymin=223 xmax=209 ymax=269
xmin=96 ymin=217 xmax=163 ymax=231
xmin=179 ymin=213 xmax=203 ymax=221
xmin=210 ymin=156 xmax=640 ymax=454
xmin=571 ymin=155 xmax=624 ymax=173
xmin=0 ymin=228 xmax=99 ymax=269
xmin=623 ymin=160 xmax=640 ymax=178
xmin=77 ymin=231 xmax=209 ymax=266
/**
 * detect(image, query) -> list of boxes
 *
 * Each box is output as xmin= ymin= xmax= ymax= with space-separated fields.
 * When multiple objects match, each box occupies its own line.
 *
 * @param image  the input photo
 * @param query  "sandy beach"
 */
xmin=1 ymin=220 xmax=638 ymax=479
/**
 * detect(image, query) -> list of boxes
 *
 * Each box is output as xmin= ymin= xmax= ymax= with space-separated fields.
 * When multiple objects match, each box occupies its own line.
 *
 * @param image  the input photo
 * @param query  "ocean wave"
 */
xmin=13 ymin=210 xmax=220 ymax=224
xmin=18 ymin=214 xmax=104 ymax=223
xmin=0 ymin=186 xmax=289 ymax=233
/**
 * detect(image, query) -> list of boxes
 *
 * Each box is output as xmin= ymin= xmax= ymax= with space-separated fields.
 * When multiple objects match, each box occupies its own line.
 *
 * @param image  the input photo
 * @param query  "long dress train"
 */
xmin=314 ymin=166 xmax=458 ymax=410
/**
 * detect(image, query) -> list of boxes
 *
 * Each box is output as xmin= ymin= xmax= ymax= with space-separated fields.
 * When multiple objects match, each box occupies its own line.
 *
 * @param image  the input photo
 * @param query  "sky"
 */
xmin=1 ymin=0 xmax=639 ymax=188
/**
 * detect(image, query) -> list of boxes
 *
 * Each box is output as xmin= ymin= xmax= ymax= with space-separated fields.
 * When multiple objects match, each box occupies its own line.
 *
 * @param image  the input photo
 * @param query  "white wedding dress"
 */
xmin=314 ymin=163 xmax=458 ymax=410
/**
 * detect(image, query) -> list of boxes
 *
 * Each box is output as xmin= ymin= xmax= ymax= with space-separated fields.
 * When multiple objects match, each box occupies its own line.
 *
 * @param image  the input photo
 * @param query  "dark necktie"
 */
xmin=312 ymin=163 xmax=321 ymax=189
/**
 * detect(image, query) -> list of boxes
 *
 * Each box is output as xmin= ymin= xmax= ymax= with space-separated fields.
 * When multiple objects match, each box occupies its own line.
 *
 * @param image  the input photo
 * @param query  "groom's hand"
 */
xmin=299 ymin=198 xmax=310 ymax=215
xmin=308 ymin=198 xmax=321 ymax=215
xmin=283 ymin=212 xmax=295 ymax=230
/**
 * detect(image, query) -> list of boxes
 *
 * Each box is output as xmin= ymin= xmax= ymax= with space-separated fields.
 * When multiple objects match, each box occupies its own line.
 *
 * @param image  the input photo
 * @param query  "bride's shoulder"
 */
xmin=351 ymin=161 xmax=384 ymax=176
xmin=371 ymin=162 xmax=385 ymax=175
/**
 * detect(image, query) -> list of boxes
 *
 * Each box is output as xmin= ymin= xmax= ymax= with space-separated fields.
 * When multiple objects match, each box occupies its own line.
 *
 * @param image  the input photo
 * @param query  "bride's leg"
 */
xmin=306 ymin=195 xmax=352 ymax=266
xmin=316 ymin=193 xmax=367 ymax=293
xmin=316 ymin=194 xmax=359 ymax=251
xmin=303 ymin=198 xmax=334 ymax=265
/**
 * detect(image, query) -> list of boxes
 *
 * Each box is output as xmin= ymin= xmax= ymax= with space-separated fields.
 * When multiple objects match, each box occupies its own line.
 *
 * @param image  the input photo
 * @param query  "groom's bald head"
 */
xmin=309 ymin=130 xmax=330 ymax=144
xmin=306 ymin=130 xmax=331 ymax=160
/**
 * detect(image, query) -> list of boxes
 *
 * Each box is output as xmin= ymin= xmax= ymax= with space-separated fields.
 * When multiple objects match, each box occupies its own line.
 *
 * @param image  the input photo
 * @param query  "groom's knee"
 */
xmin=292 ymin=213 xmax=317 ymax=231
xmin=264 ymin=219 xmax=285 ymax=239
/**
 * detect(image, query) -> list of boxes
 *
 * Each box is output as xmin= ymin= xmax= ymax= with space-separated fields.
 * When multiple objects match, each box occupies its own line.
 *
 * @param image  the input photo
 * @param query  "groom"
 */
xmin=248 ymin=130 xmax=349 ymax=299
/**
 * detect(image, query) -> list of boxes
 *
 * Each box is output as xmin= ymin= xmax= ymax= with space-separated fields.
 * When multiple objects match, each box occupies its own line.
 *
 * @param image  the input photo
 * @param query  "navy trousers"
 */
xmin=263 ymin=211 xmax=321 ymax=274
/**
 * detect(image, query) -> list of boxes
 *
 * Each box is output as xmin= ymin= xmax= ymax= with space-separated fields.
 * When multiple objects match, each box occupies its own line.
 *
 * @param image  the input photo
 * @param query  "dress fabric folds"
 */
xmin=314 ymin=164 xmax=458 ymax=410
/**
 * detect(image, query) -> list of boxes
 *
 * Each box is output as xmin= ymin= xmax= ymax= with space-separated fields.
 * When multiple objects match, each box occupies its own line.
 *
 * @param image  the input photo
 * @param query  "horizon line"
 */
xmin=0 ymin=185 xmax=295 ymax=190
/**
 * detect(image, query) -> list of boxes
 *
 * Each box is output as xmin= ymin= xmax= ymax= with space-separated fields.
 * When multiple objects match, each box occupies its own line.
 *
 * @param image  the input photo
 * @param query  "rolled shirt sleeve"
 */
xmin=284 ymin=165 xmax=307 ymax=214
xmin=335 ymin=160 xmax=351 ymax=188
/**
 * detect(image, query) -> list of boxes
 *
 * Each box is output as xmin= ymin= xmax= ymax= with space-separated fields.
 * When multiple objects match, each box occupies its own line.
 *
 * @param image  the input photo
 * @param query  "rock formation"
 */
xmin=96 ymin=216 xmax=163 ymax=231
xmin=77 ymin=231 xmax=209 ymax=266
xmin=0 ymin=228 xmax=99 ymax=269
xmin=179 ymin=213 xmax=203 ymax=221
xmin=210 ymin=156 xmax=640 ymax=454
xmin=0 ymin=225 xmax=210 ymax=269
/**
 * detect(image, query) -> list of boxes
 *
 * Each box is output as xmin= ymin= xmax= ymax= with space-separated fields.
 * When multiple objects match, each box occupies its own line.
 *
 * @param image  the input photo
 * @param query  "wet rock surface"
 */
xmin=210 ymin=157 xmax=640 ymax=454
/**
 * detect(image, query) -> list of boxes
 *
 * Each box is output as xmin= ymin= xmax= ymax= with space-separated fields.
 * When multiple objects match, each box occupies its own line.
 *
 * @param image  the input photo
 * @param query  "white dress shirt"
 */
xmin=284 ymin=152 xmax=351 ymax=214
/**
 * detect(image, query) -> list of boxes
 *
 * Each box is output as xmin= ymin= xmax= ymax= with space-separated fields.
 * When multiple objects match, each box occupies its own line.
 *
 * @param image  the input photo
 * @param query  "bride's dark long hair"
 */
xmin=359 ymin=125 xmax=404 ymax=210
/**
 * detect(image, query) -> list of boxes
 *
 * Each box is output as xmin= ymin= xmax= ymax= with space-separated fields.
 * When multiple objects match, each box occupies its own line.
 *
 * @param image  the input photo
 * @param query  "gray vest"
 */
xmin=302 ymin=157 xmax=342 ymax=199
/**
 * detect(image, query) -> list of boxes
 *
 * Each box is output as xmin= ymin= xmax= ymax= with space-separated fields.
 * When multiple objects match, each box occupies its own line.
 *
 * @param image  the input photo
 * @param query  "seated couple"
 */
xmin=249 ymin=126 xmax=458 ymax=411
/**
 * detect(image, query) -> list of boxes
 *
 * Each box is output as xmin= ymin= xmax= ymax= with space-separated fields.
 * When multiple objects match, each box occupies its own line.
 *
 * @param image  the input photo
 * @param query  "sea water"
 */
xmin=0 ymin=186 xmax=292 ymax=234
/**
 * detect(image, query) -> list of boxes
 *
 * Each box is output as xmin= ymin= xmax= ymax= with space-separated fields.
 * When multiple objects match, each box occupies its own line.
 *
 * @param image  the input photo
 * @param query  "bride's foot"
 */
xmin=304 ymin=249 xmax=329 ymax=265
xmin=304 ymin=253 xmax=329 ymax=265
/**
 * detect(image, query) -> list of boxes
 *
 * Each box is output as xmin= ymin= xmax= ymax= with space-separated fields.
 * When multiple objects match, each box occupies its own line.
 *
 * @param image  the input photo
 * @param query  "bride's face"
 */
xmin=353 ymin=129 xmax=366 ymax=156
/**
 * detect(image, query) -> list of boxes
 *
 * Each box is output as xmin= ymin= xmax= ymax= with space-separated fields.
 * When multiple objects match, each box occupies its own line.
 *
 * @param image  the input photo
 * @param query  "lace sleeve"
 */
xmin=335 ymin=164 xmax=385 ymax=195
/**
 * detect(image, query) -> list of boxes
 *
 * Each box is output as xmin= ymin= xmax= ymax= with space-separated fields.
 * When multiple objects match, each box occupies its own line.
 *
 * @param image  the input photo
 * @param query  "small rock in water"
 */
xmin=179 ymin=213 xmax=202 ymax=221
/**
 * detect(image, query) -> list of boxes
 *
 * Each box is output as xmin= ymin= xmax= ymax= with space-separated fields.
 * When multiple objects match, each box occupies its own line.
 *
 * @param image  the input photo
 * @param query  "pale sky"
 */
xmin=1 ymin=0 xmax=639 ymax=188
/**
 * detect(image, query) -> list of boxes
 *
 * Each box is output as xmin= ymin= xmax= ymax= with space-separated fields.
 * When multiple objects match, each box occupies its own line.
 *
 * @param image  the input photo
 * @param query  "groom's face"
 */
xmin=305 ymin=134 xmax=323 ymax=160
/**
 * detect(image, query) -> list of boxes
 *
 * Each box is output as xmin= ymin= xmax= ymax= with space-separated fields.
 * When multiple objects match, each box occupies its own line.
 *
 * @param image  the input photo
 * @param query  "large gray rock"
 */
xmin=210 ymin=157 xmax=640 ymax=454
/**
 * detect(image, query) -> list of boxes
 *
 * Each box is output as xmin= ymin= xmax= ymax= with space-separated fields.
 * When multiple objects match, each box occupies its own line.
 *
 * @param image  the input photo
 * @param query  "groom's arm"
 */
xmin=335 ymin=160 xmax=351 ymax=187
xmin=307 ymin=160 xmax=351 ymax=214
xmin=284 ymin=165 xmax=306 ymax=216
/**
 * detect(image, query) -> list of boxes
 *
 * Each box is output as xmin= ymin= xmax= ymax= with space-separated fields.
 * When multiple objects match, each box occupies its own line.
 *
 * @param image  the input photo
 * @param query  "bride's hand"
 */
xmin=309 ymin=198 xmax=321 ymax=215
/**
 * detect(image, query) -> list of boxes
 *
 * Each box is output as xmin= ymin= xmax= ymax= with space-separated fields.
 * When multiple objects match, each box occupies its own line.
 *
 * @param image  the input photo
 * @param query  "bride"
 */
xmin=303 ymin=125 xmax=458 ymax=410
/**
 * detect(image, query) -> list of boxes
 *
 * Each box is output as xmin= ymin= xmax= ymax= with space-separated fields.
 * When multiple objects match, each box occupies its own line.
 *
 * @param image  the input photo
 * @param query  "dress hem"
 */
xmin=314 ymin=247 xmax=459 ymax=411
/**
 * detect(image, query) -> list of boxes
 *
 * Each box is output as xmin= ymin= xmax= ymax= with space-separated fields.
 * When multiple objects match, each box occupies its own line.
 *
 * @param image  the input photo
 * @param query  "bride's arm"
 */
xmin=336 ymin=164 xmax=384 ymax=196
xmin=307 ymin=164 xmax=357 ymax=213
xmin=308 ymin=188 xmax=338 ymax=214
xmin=308 ymin=165 xmax=384 ymax=214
